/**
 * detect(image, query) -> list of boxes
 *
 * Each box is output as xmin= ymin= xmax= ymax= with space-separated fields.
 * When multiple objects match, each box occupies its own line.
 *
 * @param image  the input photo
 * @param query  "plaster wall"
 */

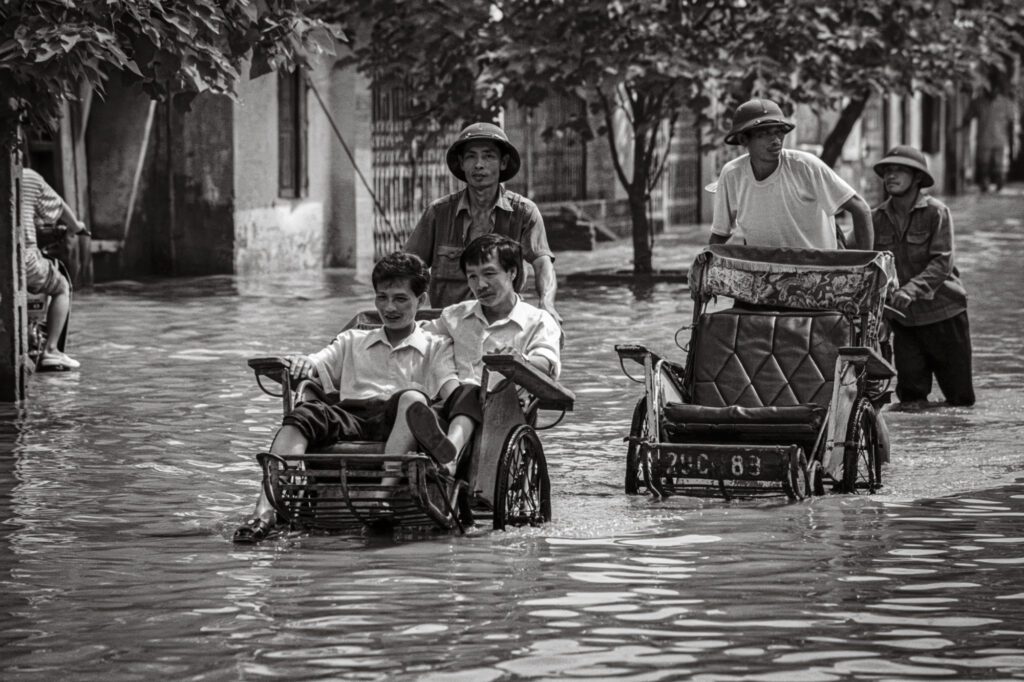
xmin=233 ymin=60 xmax=335 ymax=275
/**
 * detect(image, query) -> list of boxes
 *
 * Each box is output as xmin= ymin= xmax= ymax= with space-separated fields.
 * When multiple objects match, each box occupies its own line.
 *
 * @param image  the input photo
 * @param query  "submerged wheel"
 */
xmin=625 ymin=397 xmax=653 ymax=495
xmin=805 ymin=460 xmax=825 ymax=497
xmin=841 ymin=398 xmax=882 ymax=494
xmin=493 ymin=425 xmax=551 ymax=530
xmin=782 ymin=449 xmax=809 ymax=501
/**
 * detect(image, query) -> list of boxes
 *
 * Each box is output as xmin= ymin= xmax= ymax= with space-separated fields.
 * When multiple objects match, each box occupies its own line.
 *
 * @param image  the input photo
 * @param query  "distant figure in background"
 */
xmin=710 ymin=98 xmax=874 ymax=250
xmin=871 ymin=146 xmax=975 ymax=408
xmin=21 ymin=167 xmax=89 ymax=371
xmin=962 ymin=81 xmax=1016 ymax=193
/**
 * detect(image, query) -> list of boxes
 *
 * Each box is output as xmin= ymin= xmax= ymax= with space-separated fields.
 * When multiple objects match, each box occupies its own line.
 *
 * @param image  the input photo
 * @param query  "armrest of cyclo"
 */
xmin=615 ymin=343 xmax=663 ymax=365
xmin=248 ymin=356 xmax=289 ymax=384
xmin=838 ymin=346 xmax=896 ymax=379
xmin=482 ymin=354 xmax=575 ymax=411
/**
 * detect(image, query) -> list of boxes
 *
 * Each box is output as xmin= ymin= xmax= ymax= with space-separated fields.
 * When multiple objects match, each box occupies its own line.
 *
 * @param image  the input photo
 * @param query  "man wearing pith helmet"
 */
xmin=405 ymin=122 xmax=560 ymax=323
xmin=871 ymin=145 xmax=974 ymax=407
xmin=709 ymin=98 xmax=874 ymax=250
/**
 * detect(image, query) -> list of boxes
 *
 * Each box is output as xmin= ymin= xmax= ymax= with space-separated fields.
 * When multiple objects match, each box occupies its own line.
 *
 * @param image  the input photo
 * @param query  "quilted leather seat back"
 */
xmin=690 ymin=310 xmax=851 ymax=408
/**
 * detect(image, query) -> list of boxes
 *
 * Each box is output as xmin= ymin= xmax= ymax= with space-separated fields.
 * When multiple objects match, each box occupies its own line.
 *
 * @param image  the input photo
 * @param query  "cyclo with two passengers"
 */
xmin=616 ymin=243 xmax=898 ymax=500
xmin=246 ymin=309 xmax=574 ymax=534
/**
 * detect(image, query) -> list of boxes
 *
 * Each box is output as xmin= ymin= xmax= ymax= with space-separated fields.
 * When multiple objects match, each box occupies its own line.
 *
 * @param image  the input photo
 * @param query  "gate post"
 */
xmin=0 ymin=126 xmax=26 ymax=403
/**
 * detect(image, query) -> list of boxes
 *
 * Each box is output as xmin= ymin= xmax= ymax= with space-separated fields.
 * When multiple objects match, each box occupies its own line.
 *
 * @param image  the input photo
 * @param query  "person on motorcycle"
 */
xmin=22 ymin=167 xmax=88 ymax=370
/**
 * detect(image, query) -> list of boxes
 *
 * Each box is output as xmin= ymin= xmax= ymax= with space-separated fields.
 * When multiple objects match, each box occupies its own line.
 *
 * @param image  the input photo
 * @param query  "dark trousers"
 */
xmin=892 ymin=312 xmax=975 ymax=406
xmin=283 ymin=391 xmax=409 ymax=447
xmin=434 ymin=383 xmax=483 ymax=427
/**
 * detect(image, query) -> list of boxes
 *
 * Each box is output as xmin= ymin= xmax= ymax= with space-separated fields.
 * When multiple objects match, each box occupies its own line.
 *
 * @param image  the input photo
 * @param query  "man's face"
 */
xmin=744 ymin=125 xmax=788 ymax=164
xmin=460 ymin=140 xmax=508 ymax=190
xmin=374 ymin=280 xmax=423 ymax=333
xmin=466 ymin=252 xmax=517 ymax=310
xmin=879 ymin=165 xmax=918 ymax=197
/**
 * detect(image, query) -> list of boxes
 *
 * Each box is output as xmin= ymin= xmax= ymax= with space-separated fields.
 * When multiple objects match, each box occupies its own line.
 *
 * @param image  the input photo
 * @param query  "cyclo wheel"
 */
xmin=625 ymin=397 xmax=652 ymax=495
xmin=782 ymin=449 xmax=809 ymax=501
xmin=493 ymin=425 xmax=551 ymax=531
xmin=841 ymin=397 xmax=882 ymax=494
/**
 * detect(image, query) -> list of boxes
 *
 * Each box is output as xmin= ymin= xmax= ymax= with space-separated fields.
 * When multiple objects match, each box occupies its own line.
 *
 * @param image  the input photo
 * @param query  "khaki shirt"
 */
xmin=405 ymin=186 xmax=553 ymax=307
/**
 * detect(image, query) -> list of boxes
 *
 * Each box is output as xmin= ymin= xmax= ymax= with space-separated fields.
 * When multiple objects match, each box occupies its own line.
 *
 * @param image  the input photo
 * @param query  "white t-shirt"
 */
xmin=711 ymin=149 xmax=856 ymax=249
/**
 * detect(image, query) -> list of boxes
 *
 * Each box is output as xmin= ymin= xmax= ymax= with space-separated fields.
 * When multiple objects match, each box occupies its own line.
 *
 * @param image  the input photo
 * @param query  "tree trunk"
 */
xmin=0 ymin=118 xmax=27 ymax=402
xmin=820 ymin=91 xmax=871 ymax=168
xmin=628 ymin=190 xmax=653 ymax=274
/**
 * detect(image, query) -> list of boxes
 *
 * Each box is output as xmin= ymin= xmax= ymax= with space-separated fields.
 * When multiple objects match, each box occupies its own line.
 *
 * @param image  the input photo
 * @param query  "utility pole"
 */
xmin=0 ymin=123 xmax=26 ymax=402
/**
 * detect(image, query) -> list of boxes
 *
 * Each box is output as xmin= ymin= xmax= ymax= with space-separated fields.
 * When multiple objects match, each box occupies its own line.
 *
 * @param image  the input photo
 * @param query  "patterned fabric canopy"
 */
xmin=690 ymin=245 xmax=897 ymax=317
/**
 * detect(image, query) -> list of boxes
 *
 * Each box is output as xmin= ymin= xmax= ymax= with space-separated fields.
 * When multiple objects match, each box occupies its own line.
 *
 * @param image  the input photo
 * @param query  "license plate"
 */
xmin=654 ymin=449 xmax=787 ymax=481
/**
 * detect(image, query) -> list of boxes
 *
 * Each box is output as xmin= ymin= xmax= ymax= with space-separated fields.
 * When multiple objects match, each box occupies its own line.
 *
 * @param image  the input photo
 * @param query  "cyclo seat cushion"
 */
xmin=662 ymin=403 xmax=826 ymax=444
xmin=689 ymin=309 xmax=851 ymax=408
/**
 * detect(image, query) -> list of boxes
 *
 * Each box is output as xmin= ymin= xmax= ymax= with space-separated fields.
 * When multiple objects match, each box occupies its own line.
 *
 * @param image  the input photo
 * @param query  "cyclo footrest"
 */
xmin=647 ymin=443 xmax=803 ymax=498
xmin=257 ymin=452 xmax=462 ymax=531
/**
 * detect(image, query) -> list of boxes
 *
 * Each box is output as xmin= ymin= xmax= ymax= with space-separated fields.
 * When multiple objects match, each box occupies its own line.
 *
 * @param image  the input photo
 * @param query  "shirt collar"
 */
xmin=364 ymin=325 xmax=429 ymax=354
xmin=461 ymin=294 xmax=527 ymax=328
xmin=880 ymin=193 xmax=930 ymax=219
xmin=455 ymin=185 xmax=512 ymax=215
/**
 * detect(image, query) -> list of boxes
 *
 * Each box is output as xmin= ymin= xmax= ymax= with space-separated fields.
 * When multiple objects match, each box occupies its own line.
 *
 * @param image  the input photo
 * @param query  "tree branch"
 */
xmin=598 ymin=87 xmax=631 ymax=190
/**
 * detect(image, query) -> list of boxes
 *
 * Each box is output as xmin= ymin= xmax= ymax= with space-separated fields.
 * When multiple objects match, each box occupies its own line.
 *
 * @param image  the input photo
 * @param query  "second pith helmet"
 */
xmin=724 ymin=98 xmax=796 ymax=145
xmin=873 ymin=145 xmax=935 ymax=188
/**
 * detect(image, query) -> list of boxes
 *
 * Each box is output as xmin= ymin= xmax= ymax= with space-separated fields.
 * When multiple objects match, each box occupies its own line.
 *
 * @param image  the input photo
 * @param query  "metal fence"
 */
xmin=371 ymin=83 xmax=460 ymax=259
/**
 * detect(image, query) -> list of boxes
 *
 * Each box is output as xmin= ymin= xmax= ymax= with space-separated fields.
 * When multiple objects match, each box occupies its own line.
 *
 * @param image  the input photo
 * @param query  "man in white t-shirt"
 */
xmin=710 ymin=98 xmax=873 ymax=250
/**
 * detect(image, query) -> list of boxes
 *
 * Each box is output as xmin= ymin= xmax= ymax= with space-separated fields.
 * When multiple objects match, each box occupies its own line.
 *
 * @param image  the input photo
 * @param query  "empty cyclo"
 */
xmin=615 ymin=244 xmax=898 ymax=500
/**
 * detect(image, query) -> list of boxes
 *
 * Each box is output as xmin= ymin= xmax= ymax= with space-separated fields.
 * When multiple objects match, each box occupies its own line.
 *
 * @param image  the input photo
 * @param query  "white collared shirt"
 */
xmin=308 ymin=325 xmax=457 ymax=400
xmin=424 ymin=295 xmax=561 ymax=386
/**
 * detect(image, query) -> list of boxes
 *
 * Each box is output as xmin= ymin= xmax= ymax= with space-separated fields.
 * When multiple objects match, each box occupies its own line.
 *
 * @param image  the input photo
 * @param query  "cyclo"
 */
xmin=615 ymin=244 xmax=898 ymax=499
xmin=246 ymin=309 xmax=574 ymax=533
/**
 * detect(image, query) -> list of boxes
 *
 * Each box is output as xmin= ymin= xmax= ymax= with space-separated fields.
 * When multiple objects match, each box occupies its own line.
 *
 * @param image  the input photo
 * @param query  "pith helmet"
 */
xmin=446 ymin=122 xmax=521 ymax=182
xmin=873 ymin=145 xmax=935 ymax=188
xmin=724 ymin=98 xmax=796 ymax=145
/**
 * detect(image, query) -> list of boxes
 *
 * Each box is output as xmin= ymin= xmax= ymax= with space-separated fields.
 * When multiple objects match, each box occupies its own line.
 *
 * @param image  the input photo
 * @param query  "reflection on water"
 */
xmin=2 ymin=194 xmax=1024 ymax=680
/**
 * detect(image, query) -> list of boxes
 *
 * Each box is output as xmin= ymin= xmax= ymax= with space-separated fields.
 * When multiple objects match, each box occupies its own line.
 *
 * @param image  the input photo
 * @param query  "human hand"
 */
xmin=285 ymin=355 xmax=316 ymax=382
xmin=539 ymin=299 xmax=562 ymax=325
xmin=890 ymin=289 xmax=913 ymax=310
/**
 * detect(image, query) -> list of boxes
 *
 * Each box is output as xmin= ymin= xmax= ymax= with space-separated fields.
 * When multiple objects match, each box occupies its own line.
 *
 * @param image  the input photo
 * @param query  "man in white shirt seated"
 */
xmin=406 ymin=234 xmax=562 ymax=475
xmin=233 ymin=252 xmax=463 ymax=543
xmin=709 ymin=98 xmax=873 ymax=250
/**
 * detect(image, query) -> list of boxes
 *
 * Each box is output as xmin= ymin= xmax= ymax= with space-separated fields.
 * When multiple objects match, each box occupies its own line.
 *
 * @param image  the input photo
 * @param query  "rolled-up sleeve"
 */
xmin=521 ymin=201 xmax=554 ymax=262
xmin=308 ymin=334 xmax=350 ymax=395
xmin=404 ymin=205 xmax=437 ymax=266
xmin=524 ymin=312 xmax=562 ymax=379
xmin=427 ymin=338 xmax=459 ymax=398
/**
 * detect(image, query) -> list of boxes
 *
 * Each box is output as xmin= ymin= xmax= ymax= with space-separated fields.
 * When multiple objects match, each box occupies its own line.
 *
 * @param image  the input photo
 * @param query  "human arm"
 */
xmin=492 ymin=310 xmax=561 ymax=378
xmin=839 ymin=194 xmax=873 ymax=249
xmin=58 ymin=199 xmax=88 ymax=235
xmin=531 ymin=255 xmax=561 ymax=324
xmin=709 ymin=168 xmax=735 ymax=244
xmin=709 ymin=233 xmax=730 ymax=245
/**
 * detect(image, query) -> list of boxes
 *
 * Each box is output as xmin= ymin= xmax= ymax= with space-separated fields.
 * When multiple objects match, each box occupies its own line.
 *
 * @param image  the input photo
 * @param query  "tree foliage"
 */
xmin=0 ymin=0 xmax=343 ymax=139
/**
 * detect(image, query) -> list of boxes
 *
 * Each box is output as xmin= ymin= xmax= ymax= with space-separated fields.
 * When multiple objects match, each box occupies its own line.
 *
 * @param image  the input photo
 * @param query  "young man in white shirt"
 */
xmin=406 ymin=234 xmax=562 ymax=475
xmin=710 ymin=98 xmax=874 ymax=250
xmin=234 ymin=252 xmax=460 ymax=543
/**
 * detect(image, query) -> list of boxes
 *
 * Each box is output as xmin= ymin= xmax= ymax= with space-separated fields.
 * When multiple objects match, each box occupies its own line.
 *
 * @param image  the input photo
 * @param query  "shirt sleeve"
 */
xmin=308 ymin=332 xmax=352 ymax=395
xmin=710 ymin=169 xmax=735 ymax=237
xmin=523 ymin=311 xmax=562 ymax=379
xmin=427 ymin=337 xmax=459 ymax=398
xmin=404 ymin=203 xmax=437 ymax=266
xmin=903 ymin=205 xmax=956 ymax=301
xmin=32 ymin=172 xmax=63 ymax=224
xmin=809 ymin=157 xmax=856 ymax=215
xmin=520 ymin=200 xmax=554 ymax=262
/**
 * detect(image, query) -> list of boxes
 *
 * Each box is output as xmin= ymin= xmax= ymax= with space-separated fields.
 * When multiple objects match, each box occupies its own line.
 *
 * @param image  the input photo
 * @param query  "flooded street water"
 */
xmin=3 ymin=191 xmax=1024 ymax=680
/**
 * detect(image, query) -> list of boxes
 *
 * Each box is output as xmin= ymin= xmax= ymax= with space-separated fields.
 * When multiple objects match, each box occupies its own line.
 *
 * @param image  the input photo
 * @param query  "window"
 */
xmin=278 ymin=69 xmax=308 ymax=198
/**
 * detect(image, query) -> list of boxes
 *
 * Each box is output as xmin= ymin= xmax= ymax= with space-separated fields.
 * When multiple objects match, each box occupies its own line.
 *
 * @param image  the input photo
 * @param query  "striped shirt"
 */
xmin=21 ymin=168 xmax=63 ymax=251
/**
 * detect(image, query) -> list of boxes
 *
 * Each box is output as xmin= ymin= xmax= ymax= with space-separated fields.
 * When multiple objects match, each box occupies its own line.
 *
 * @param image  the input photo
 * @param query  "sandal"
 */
xmin=232 ymin=517 xmax=273 ymax=544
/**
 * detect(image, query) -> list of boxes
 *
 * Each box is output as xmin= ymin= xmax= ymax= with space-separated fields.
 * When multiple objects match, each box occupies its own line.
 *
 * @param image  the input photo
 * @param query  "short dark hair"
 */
xmin=460 ymin=234 xmax=522 ymax=278
xmin=372 ymin=251 xmax=430 ymax=296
